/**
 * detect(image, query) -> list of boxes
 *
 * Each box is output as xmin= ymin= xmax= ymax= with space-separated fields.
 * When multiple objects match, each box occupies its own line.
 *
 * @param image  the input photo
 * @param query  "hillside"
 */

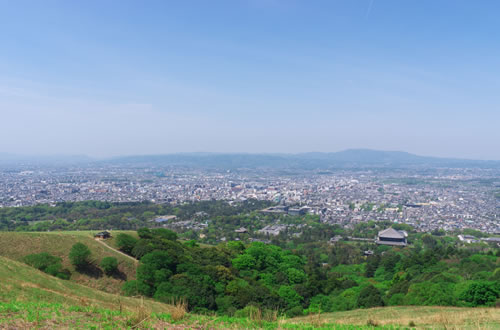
xmin=1 ymin=253 xmax=499 ymax=328
xmin=0 ymin=231 xmax=138 ymax=294
xmin=0 ymin=256 xmax=178 ymax=328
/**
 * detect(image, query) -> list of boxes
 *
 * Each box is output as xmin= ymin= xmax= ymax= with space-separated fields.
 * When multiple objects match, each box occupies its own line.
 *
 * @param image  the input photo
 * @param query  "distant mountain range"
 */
xmin=109 ymin=149 xmax=500 ymax=169
xmin=1 ymin=149 xmax=499 ymax=169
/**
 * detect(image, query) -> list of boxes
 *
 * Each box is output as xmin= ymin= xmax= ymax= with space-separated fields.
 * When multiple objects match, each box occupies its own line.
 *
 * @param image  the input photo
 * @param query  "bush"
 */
xmin=459 ymin=281 xmax=499 ymax=306
xmin=116 ymin=233 xmax=138 ymax=255
xmin=306 ymin=294 xmax=333 ymax=313
xmin=357 ymin=285 xmax=384 ymax=308
xmin=24 ymin=252 xmax=61 ymax=272
xmin=286 ymin=306 xmax=304 ymax=318
xmin=69 ymin=243 xmax=91 ymax=269
xmin=234 ymin=305 xmax=260 ymax=318
xmin=24 ymin=252 xmax=71 ymax=279
xmin=56 ymin=269 xmax=71 ymax=280
xmin=100 ymin=257 xmax=118 ymax=275
xmin=387 ymin=293 xmax=405 ymax=306
xmin=122 ymin=280 xmax=151 ymax=296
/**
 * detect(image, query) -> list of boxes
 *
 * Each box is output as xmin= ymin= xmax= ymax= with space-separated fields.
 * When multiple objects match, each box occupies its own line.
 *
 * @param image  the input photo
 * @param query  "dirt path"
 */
xmin=95 ymin=239 xmax=138 ymax=264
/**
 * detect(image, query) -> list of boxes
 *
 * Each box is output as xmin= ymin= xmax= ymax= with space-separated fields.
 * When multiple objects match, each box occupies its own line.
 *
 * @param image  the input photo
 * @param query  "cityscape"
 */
xmin=2 ymin=156 xmax=498 ymax=235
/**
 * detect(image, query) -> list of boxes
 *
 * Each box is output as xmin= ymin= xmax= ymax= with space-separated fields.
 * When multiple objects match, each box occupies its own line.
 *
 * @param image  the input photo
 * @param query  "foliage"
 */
xmin=100 ymin=257 xmax=118 ymax=275
xmin=357 ymin=285 xmax=384 ymax=308
xmin=115 ymin=233 xmax=138 ymax=254
xmin=23 ymin=252 xmax=70 ymax=279
xmin=69 ymin=243 xmax=91 ymax=269
xmin=459 ymin=281 xmax=500 ymax=306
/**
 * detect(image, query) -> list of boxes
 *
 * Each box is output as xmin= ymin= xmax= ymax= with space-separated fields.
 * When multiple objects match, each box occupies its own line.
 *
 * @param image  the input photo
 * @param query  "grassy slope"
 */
xmin=1 ymin=232 xmax=499 ymax=328
xmin=0 ymin=256 xmax=179 ymax=328
xmin=0 ymin=231 xmax=137 ymax=294
xmin=0 ymin=256 xmax=164 ymax=312
xmin=2 ymin=256 xmax=499 ymax=329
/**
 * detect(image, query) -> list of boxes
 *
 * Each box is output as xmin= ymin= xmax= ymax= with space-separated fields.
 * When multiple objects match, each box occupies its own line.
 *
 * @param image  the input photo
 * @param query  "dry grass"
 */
xmin=0 ymin=231 xmax=137 ymax=294
xmin=288 ymin=306 xmax=500 ymax=329
xmin=169 ymin=298 xmax=188 ymax=321
xmin=0 ymin=256 xmax=170 ymax=314
xmin=127 ymin=297 xmax=151 ymax=328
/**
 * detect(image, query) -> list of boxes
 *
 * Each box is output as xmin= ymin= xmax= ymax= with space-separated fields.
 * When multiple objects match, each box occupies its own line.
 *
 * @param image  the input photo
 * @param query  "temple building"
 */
xmin=376 ymin=228 xmax=408 ymax=246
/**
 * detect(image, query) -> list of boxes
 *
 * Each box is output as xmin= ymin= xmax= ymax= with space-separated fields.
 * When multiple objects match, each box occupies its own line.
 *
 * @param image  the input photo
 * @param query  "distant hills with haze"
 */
xmin=1 ymin=149 xmax=499 ymax=169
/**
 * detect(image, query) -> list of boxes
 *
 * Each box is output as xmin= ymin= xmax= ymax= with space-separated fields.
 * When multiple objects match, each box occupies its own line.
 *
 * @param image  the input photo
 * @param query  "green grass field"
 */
xmin=0 ymin=231 xmax=138 ymax=294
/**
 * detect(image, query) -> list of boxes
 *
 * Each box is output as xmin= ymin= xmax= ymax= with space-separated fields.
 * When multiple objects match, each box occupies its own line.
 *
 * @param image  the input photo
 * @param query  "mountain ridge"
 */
xmin=1 ymin=149 xmax=499 ymax=168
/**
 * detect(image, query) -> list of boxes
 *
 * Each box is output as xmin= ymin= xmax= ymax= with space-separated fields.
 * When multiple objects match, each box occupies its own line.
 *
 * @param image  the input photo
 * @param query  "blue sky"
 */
xmin=0 ymin=0 xmax=499 ymax=159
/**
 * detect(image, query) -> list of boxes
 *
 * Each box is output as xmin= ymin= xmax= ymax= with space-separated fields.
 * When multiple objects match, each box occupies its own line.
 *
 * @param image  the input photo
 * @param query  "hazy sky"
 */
xmin=1 ymin=1 xmax=499 ymax=159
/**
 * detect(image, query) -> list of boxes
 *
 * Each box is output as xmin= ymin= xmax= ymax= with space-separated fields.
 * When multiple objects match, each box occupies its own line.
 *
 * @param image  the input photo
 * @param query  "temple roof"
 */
xmin=378 ymin=227 xmax=406 ymax=239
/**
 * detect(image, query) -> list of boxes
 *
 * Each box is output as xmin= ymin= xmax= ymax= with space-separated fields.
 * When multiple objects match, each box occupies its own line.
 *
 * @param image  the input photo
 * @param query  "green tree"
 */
xmin=459 ymin=281 xmax=499 ymax=306
xmin=115 ymin=233 xmax=138 ymax=254
xmin=357 ymin=285 xmax=384 ymax=308
xmin=153 ymin=228 xmax=178 ymax=241
xmin=278 ymin=285 xmax=303 ymax=309
xmin=100 ymin=256 xmax=118 ymax=275
xmin=69 ymin=243 xmax=91 ymax=269
xmin=286 ymin=268 xmax=306 ymax=284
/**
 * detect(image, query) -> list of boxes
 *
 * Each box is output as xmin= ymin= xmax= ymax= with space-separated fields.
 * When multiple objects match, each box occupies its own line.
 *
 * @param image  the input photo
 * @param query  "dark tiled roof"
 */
xmin=378 ymin=227 xmax=405 ymax=239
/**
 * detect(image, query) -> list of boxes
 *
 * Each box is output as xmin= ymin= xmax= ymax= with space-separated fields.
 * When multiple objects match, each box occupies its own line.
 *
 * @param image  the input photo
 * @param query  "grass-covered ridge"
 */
xmin=0 ymin=231 xmax=137 ymax=293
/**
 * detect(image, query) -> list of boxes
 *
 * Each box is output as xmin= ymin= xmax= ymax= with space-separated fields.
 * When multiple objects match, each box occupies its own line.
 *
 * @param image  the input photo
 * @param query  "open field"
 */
xmin=0 ymin=231 xmax=138 ymax=293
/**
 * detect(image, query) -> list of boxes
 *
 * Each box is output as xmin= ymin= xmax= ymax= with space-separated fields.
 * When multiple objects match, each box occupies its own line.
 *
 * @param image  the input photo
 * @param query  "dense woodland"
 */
xmin=0 ymin=200 xmax=272 ymax=232
xmin=116 ymin=228 xmax=500 ymax=317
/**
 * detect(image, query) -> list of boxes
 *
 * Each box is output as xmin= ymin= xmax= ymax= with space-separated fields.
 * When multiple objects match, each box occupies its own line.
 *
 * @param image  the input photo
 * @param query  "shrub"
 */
xmin=116 ymin=233 xmax=138 ymax=255
xmin=56 ymin=269 xmax=71 ymax=280
xmin=387 ymin=293 xmax=405 ymax=306
xmin=234 ymin=305 xmax=260 ymax=319
xmin=24 ymin=252 xmax=61 ymax=272
xmin=286 ymin=306 xmax=304 ymax=318
xmin=24 ymin=252 xmax=70 ymax=279
xmin=122 ymin=280 xmax=140 ymax=296
xmin=459 ymin=281 xmax=499 ymax=306
xmin=100 ymin=257 xmax=118 ymax=275
xmin=69 ymin=243 xmax=91 ymax=269
xmin=306 ymin=294 xmax=333 ymax=313
xmin=357 ymin=285 xmax=384 ymax=308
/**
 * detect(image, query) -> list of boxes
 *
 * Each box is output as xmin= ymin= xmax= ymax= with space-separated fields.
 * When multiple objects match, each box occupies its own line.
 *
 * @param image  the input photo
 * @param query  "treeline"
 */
xmin=0 ymin=199 xmax=272 ymax=232
xmin=117 ymin=228 xmax=500 ymax=316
